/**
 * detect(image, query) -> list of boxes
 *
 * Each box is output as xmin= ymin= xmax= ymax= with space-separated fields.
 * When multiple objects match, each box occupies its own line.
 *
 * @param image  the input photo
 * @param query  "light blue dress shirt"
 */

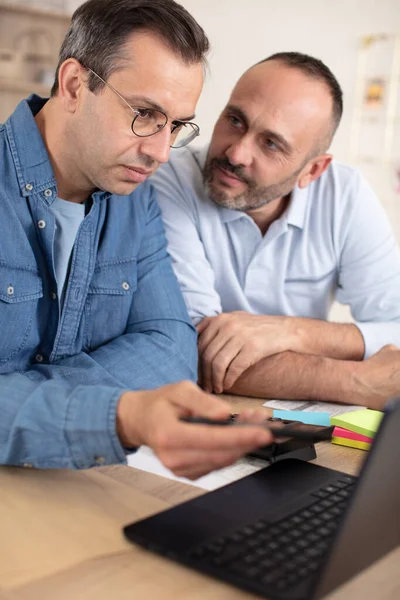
xmin=152 ymin=146 xmax=400 ymax=359
xmin=0 ymin=96 xmax=197 ymax=469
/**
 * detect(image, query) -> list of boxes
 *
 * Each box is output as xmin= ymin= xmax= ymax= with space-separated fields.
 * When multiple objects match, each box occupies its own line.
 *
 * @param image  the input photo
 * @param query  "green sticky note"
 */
xmin=330 ymin=409 xmax=383 ymax=438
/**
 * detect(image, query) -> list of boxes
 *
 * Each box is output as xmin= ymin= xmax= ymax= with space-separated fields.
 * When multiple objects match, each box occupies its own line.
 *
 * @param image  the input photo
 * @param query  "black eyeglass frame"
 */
xmin=83 ymin=66 xmax=200 ymax=148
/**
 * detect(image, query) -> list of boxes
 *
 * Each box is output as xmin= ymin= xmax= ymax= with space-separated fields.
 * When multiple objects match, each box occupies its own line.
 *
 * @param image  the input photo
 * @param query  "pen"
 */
xmin=179 ymin=416 xmax=334 ymax=441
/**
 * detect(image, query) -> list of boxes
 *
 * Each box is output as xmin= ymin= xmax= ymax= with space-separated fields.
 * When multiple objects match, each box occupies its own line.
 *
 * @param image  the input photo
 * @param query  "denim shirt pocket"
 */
xmin=0 ymin=265 xmax=43 ymax=363
xmin=85 ymin=259 xmax=138 ymax=350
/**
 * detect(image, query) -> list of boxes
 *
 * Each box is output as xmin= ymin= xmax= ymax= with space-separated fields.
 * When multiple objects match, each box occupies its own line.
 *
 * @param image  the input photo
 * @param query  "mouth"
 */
xmin=215 ymin=164 xmax=246 ymax=186
xmin=122 ymin=165 xmax=153 ymax=184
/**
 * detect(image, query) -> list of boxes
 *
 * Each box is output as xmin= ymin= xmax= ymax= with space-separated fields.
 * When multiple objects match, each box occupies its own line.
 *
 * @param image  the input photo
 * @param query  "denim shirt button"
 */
xmin=122 ymin=281 xmax=130 ymax=291
xmin=37 ymin=220 xmax=46 ymax=229
xmin=23 ymin=463 xmax=33 ymax=468
xmin=94 ymin=456 xmax=106 ymax=465
xmin=6 ymin=285 xmax=14 ymax=296
xmin=35 ymin=354 xmax=44 ymax=363
xmin=51 ymin=291 xmax=57 ymax=300
xmin=44 ymin=189 xmax=53 ymax=198
xmin=25 ymin=183 xmax=33 ymax=192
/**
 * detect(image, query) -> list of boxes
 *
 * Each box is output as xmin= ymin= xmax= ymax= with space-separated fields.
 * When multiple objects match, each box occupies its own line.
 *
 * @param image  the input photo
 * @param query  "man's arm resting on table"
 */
xmin=226 ymin=345 xmax=400 ymax=410
xmin=279 ymin=317 xmax=365 ymax=360
xmin=198 ymin=312 xmax=365 ymax=394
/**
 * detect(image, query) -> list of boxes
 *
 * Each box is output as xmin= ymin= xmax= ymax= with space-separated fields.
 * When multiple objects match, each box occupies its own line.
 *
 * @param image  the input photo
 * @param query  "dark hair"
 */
xmin=51 ymin=0 xmax=209 ymax=96
xmin=259 ymin=52 xmax=343 ymax=138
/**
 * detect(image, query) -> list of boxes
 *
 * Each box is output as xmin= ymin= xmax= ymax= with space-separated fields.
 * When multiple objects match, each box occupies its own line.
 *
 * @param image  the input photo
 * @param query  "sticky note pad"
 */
xmin=331 ymin=436 xmax=372 ymax=451
xmin=330 ymin=409 xmax=383 ymax=438
xmin=333 ymin=426 xmax=373 ymax=444
xmin=273 ymin=409 xmax=331 ymax=426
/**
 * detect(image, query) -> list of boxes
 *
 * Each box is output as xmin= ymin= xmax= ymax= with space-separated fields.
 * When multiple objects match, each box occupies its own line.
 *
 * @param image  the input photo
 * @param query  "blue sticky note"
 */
xmin=273 ymin=409 xmax=331 ymax=426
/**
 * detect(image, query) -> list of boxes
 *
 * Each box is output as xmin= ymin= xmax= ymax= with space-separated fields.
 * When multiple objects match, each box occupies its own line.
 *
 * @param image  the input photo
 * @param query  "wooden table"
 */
xmin=0 ymin=396 xmax=399 ymax=600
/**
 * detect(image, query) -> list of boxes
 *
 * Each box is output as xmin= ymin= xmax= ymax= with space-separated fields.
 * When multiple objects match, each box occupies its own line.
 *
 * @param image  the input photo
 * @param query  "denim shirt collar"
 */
xmin=5 ymin=95 xmax=110 ymax=203
xmin=5 ymin=95 xmax=58 ymax=198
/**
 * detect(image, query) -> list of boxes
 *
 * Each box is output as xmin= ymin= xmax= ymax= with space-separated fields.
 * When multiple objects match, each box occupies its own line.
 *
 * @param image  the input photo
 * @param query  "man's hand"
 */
xmin=116 ymin=381 xmax=273 ymax=480
xmin=351 ymin=344 xmax=400 ymax=410
xmin=197 ymin=312 xmax=298 ymax=393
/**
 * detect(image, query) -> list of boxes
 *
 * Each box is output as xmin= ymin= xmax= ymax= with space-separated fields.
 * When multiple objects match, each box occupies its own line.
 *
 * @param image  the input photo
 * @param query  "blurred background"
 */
xmin=1 ymin=0 xmax=399 ymax=320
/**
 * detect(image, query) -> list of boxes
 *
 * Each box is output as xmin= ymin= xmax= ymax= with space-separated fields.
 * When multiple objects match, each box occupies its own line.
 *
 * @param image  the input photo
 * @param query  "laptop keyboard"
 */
xmin=188 ymin=475 xmax=356 ymax=594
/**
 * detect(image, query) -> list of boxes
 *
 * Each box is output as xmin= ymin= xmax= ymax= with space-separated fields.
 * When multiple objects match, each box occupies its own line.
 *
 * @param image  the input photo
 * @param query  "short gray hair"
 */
xmin=51 ymin=0 xmax=209 ymax=96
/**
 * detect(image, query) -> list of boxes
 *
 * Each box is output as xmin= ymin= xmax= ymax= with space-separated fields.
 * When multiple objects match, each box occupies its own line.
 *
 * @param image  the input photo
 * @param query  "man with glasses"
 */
xmin=0 ymin=0 xmax=273 ymax=474
xmin=84 ymin=67 xmax=201 ymax=150
xmin=153 ymin=52 xmax=400 ymax=410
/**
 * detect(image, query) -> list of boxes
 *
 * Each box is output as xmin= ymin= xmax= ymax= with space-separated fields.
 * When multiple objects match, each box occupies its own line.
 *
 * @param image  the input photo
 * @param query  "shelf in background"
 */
xmin=0 ymin=1 xmax=71 ymax=22
xmin=0 ymin=77 xmax=50 ymax=96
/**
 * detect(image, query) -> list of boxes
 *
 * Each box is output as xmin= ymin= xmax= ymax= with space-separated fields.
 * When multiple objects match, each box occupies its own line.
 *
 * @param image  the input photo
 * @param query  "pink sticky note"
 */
xmin=333 ymin=426 xmax=373 ymax=444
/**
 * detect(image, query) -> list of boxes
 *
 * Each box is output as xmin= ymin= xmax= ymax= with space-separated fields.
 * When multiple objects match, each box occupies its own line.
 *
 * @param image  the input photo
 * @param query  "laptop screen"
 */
xmin=313 ymin=399 xmax=400 ymax=599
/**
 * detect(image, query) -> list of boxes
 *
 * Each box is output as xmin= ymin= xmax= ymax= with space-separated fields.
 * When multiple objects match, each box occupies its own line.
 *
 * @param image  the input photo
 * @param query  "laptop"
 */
xmin=124 ymin=399 xmax=400 ymax=599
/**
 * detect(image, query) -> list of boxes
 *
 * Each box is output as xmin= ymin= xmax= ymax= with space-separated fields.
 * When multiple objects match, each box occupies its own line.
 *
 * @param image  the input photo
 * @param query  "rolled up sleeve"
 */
xmin=335 ymin=173 xmax=400 ymax=358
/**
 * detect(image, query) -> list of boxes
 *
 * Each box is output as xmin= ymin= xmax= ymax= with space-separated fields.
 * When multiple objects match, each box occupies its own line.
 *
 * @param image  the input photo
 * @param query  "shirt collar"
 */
xmin=215 ymin=179 xmax=310 ymax=230
xmin=5 ymin=95 xmax=111 ymax=203
xmin=285 ymin=183 xmax=309 ymax=229
xmin=5 ymin=95 xmax=58 ymax=197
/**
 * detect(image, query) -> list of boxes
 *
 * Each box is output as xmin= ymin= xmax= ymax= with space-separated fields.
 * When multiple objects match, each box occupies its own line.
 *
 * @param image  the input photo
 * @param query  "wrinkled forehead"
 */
xmin=229 ymin=61 xmax=333 ymax=143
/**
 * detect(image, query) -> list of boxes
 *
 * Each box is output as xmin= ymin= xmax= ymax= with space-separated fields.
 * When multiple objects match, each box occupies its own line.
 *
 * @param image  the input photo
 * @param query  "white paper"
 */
xmin=263 ymin=399 xmax=365 ymax=417
xmin=127 ymin=446 xmax=268 ymax=491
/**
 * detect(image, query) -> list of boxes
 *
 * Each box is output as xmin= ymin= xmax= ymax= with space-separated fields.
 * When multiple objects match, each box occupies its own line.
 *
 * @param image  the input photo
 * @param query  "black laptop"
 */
xmin=124 ymin=399 xmax=400 ymax=599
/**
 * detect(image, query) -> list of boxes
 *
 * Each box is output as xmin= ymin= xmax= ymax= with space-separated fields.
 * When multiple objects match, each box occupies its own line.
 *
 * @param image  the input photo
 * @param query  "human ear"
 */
xmin=57 ymin=58 xmax=86 ymax=114
xmin=298 ymin=154 xmax=333 ymax=189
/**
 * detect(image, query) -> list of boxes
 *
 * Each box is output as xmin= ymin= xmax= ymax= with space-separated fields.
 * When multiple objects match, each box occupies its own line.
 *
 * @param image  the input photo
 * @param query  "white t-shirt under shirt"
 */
xmin=48 ymin=197 xmax=85 ymax=309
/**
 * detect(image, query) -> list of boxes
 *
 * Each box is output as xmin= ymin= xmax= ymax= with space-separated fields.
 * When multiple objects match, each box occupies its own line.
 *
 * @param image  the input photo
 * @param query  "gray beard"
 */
xmin=203 ymin=158 xmax=303 ymax=212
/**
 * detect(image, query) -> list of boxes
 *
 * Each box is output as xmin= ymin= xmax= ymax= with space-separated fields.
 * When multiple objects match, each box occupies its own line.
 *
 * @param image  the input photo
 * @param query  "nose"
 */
xmin=225 ymin=135 xmax=253 ymax=168
xmin=139 ymin=126 xmax=171 ymax=165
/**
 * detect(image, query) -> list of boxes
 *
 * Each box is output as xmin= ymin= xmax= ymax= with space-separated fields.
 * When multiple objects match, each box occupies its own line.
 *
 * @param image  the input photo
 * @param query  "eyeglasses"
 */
xmin=84 ymin=67 xmax=200 ymax=149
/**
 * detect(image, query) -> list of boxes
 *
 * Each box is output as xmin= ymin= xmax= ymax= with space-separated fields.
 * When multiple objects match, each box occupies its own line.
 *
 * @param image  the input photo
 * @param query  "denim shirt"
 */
xmin=0 ymin=96 xmax=197 ymax=469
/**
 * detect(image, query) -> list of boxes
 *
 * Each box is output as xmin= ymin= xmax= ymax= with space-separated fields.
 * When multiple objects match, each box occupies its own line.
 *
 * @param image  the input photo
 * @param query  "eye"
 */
xmin=264 ymin=138 xmax=279 ymax=151
xmin=135 ymin=108 xmax=153 ymax=120
xmin=226 ymin=113 xmax=244 ymax=129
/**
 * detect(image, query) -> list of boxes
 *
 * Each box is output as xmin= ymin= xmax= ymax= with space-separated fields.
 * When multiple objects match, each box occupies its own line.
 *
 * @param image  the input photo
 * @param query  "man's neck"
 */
xmin=245 ymin=194 xmax=291 ymax=236
xmin=34 ymin=100 xmax=93 ymax=204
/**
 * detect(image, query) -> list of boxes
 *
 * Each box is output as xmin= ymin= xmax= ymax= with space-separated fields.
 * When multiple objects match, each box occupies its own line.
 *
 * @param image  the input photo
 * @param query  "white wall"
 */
xmin=170 ymin=1 xmax=400 ymax=164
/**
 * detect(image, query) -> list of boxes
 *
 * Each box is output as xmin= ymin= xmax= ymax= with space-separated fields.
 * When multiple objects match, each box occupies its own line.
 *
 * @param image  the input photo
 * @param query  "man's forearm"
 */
xmin=227 ymin=350 xmax=361 ymax=405
xmin=291 ymin=318 xmax=365 ymax=360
